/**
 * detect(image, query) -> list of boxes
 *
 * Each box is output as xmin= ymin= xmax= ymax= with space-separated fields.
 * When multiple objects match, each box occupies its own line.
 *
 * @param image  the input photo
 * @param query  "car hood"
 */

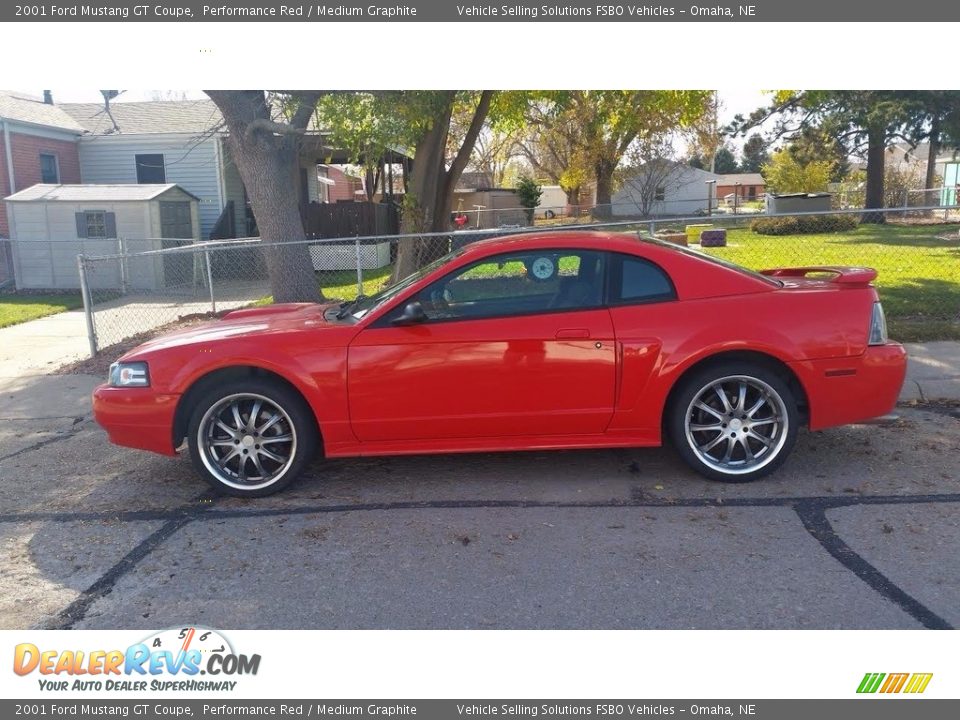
xmin=121 ymin=303 xmax=351 ymax=358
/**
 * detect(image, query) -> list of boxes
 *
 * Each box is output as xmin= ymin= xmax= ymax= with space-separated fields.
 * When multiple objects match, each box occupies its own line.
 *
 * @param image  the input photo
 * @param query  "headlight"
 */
xmin=868 ymin=302 xmax=888 ymax=345
xmin=108 ymin=361 xmax=150 ymax=387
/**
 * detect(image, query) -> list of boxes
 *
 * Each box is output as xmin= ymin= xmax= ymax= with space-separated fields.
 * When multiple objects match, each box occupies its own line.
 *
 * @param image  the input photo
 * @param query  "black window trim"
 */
xmin=373 ymin=247 xmax=609 ymax=328
xmin=606 ymin=251 xmax=678 ymax=308
xmin=371 ymin=248 xmax=679 ymax=328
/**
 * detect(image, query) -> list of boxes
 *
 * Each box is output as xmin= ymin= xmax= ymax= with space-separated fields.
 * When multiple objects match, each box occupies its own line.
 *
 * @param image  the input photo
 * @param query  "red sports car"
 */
xmin=93 ymin=232 xmax=906 ymax=497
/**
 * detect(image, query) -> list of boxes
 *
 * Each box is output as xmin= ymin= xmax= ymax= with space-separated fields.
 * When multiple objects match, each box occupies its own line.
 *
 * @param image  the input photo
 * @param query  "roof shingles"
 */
xmin=0 ymin=91 xmax=85 ymax=133
xmin=59 ymin=100 xmax=223 ymax=135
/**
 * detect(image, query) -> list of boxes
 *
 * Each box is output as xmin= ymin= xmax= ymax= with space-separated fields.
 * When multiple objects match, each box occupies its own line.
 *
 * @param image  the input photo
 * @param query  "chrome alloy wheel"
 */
xmin=197 ymin=393 xmax=297 ymax=491
xmin=683 ymin=375 xmax=789 ymax=476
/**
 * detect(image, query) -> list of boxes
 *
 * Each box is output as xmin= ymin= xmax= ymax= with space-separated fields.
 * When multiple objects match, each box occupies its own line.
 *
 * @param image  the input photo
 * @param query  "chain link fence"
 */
xmin=70 ymin=204 xmax=960 ymax=356
xmin=0 ymin=239 xmax=14 ymax=289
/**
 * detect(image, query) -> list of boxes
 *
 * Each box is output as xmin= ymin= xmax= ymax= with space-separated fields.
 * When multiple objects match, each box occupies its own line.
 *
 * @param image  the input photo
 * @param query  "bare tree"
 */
xmin=616 ymin=139 xmax=688 ymax=217
xmin=205 ymin=90 xmax=323 ymax=304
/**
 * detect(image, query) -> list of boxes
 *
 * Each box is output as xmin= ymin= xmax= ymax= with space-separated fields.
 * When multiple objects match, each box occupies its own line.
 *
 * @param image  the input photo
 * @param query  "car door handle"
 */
xmin=555 ymin=328 xmax=591 ymax=339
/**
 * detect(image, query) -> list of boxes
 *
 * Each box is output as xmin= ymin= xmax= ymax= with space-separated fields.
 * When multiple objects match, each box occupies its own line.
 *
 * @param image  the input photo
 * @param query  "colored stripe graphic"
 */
xmin=904 ymin=673 xmax=934 ymax=694
xmin=880 ymin=673 xmax=909 ymax=693
xmin=857 ymin=672 xmax=932 ymax=694
xmin=857 ymin=673 xmax=885 ymax=693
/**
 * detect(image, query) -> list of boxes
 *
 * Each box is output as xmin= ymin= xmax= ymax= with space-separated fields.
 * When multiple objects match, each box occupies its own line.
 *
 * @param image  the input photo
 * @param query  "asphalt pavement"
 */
xmin=1 ymin=356 xmax=958 ymax=630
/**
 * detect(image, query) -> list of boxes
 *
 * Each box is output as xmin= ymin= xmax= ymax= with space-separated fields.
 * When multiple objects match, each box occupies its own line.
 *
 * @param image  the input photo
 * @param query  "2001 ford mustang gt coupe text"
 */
xmin=93 ymin=232 xmax=907 ymax=497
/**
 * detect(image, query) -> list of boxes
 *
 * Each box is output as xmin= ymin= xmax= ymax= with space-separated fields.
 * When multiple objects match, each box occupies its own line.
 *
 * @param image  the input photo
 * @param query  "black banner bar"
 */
xmin=4 ymin=1 xmax=960 ymax=23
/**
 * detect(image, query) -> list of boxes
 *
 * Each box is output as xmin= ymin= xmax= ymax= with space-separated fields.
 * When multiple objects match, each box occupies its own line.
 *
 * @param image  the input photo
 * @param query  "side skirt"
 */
xmin=323 ymin=431 xmax=660 ymax=459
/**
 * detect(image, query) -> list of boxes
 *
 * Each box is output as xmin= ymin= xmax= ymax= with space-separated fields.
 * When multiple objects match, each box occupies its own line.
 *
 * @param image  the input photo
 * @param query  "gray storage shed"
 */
xmin=4 ymin=183 xmax=200 ymax=290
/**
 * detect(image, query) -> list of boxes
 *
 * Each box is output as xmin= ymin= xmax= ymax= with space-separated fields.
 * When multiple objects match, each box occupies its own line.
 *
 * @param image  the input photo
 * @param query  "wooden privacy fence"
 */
xmin=302 ymin=201 xmax=399 ymax=239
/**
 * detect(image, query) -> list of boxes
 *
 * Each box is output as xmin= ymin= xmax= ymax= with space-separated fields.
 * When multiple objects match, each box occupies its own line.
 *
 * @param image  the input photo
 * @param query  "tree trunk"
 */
xmin=392 ymin=91 xmax=494 ymax=282
xmin=593 ymin=160 xmax=616 ymax=218
xmin=392 ymin=97 xmax=454 ymax=282
xmin=925 ymin=115 xmax=941 ymax=192
xmin=862 ymin=122 xmax=887 ymax=224
xmin=206 ymin=91 xmax=321 ymax=303
xmin=564 ymin=186 xmax=581 ymax=213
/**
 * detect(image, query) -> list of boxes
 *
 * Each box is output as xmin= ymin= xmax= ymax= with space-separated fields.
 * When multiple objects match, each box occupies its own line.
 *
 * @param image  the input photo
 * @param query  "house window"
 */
xmin=135 ymin=154 xmax=166 ymax=183
xmin=85 ymin=211 xmax=107 ymax=238
xmin=654 ymin=186 xmax=666 ymax=202
xmin=317 ymin=167 xmax=330 ymax=203
xmin=39 ymin=153 xmax=59 ymax=184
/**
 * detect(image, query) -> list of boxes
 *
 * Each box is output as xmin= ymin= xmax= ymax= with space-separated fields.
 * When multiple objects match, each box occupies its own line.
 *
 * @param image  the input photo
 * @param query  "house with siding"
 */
xmin=59 ymin=100 xmax=276 ymax=241
xmin=58 ymin=100 xmax=401 ymax=241
xmin=0 ymin=91 xmax=85 ymax=238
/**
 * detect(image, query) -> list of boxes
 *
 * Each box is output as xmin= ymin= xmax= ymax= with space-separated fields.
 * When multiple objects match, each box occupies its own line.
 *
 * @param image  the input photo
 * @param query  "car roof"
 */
xmin=453 ymin=229 xmax=777 ymax=300
xmin=459 ymin=230 xmax=654 ymax=259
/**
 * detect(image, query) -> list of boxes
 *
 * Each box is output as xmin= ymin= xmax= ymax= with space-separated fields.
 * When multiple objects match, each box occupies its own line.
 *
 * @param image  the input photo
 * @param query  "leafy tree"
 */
xmin=205 ymin=90 xmax=323 ymax=303
xmin=740 ymin=133 xmax=770 ymax=173
xmin=713 ymin=145 xmax=739 ymax=174
xmin=902 ymin=91 xmax=960 ymax=190
xmin=523 ymin=91 xmax=711 ymax=216
xmin=762 ymin=150 xmax=833 ymax=194
xmin=517 ymin=101 xmax=592 ymax=208
xmin=684 ymin=91 xmax=722 ymax=172
xmin=786 ymin=125 xmax=850 ymax=182
xmin=466 ymin=125 xmax=523 ymax=188
xmin=317 ymin=91 xmax=501 ymax=279
xmin=733 ymin=91 xmax=921 ymax=222
xmin=569 ymin=91 xmax=712 ymax=215
xmin=687 ymin=153 xmax=706 ymax=170
xmin=515 ymin=176 xmax=543 ymax=223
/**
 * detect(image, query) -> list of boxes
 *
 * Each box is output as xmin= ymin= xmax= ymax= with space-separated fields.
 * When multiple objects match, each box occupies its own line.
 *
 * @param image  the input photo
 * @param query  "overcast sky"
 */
xmin=44 ymin=88 xmax=769 ymax=123
xmin=39 ymin=88 xmax=771 ymax=153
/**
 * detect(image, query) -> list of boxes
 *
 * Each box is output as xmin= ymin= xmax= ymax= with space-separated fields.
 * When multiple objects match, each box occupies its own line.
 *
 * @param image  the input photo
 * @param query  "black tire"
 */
xmin=667 ymin=361 xmax=799 ymax=483
xmin=186 ymin=377 xmax=318 ymax=497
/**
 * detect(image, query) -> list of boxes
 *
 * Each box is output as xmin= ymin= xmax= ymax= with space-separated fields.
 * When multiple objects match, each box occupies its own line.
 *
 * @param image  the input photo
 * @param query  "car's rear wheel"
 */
xmin=186 ymin=378 xmax=317 ymax=497
xmin=668 ymin=362 xmax=798 ymax=482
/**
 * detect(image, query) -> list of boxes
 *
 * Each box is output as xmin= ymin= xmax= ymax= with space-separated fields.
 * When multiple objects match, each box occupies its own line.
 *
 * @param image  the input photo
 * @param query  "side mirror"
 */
xmin=391 ymin=301 xmax=427 ymax=326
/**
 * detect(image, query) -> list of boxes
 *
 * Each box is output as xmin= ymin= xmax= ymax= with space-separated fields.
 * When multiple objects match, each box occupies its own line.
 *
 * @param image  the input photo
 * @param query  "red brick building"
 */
xmin=319 ymin=165 xmax=367 ymax=203
xmin=716 ymin=173 xmax=766 ymax=204
xmin=0 ymin=91 xmax=84 ymax=238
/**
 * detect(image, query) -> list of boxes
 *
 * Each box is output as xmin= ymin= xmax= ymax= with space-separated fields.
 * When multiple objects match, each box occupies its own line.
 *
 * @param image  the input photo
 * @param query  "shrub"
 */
xmin=515 ymin=176 xmax=543 ymax=223
xmin=751 ymin=214 xmax=859 ymax=236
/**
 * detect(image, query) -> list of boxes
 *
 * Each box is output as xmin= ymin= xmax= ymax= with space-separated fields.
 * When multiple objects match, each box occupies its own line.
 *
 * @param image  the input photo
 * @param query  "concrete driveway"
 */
xmin=1 ymin=369 xmax=958 ymax=631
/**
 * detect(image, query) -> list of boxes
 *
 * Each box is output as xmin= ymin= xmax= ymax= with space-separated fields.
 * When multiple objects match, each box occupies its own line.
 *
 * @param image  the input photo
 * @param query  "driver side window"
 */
xmin=417 ymin=250 xmax=604 ymax=321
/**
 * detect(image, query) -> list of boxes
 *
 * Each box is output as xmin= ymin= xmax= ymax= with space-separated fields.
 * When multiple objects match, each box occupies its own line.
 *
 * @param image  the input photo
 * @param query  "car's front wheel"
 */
xmin=668 ymin=362 xmax=798 ymax=482
xmin=186 ymin=378 xmax=318 ymax=497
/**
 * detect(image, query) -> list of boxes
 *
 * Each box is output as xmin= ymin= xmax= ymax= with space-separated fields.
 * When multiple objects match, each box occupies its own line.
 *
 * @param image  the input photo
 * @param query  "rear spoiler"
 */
xmin=760 ymin=266 xmax=878 ymax=286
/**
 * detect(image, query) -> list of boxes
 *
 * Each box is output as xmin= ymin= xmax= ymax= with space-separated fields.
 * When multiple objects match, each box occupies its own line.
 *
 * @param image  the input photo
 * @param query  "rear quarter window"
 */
xmin=611 ymin=254 xmax=676 ymax=304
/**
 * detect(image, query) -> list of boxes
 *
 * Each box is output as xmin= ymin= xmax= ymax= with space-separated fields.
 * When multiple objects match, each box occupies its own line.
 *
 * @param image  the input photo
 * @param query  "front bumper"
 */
xmin=92 ymin=384 xmax=181 ymax=456
xmin=791 ymin=343 xmax=908 ymax=431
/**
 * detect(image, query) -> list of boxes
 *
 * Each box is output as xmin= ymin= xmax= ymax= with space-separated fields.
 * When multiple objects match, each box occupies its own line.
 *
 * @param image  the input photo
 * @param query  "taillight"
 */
xmin=868 ymin=302 xmax=888 ymax=345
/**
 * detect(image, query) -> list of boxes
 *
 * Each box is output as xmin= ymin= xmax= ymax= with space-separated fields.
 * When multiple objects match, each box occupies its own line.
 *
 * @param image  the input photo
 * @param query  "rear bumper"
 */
xmin=791 ymin=343 xmax=907 ymax=431
xmin=92 ymin=384 xmax=181 ymax=456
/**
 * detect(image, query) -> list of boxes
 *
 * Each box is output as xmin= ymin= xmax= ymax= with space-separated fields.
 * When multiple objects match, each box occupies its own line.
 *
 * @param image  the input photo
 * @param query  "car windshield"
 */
xmin=342 ymin=247 xmax=466 ymax=320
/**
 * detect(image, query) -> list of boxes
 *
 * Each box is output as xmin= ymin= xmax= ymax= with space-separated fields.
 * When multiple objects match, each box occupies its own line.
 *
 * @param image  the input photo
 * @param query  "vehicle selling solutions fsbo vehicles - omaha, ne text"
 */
xmin=93 ymin=232 xmax=906 ymax=497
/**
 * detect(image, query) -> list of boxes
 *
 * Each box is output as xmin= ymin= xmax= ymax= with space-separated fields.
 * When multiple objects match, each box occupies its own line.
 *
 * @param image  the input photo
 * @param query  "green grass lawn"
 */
xmin=254 ymin=266 xmax=395 ymax=306
xmin=697 ymin=223 xmax=960 ymax=341
xmin=0 ymin=293 xmax=84 ymax=329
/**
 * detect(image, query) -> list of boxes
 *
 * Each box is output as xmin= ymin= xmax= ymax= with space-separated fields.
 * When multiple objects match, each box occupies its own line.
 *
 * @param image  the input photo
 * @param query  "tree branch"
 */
xmin=446 ymin=91 xmax=495 ymax=189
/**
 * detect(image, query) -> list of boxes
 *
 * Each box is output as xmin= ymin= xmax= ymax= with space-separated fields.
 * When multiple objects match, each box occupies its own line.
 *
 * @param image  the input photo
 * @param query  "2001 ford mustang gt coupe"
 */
xmin=93 ymin=231 xmax=906 ymax=497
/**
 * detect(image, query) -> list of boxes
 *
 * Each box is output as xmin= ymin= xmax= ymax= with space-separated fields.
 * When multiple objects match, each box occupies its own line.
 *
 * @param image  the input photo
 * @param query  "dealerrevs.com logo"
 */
xmin=13 ymin=627 xmax=260 ymax=692
xmin=857 ymin=672 xmax=933 ymax=694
